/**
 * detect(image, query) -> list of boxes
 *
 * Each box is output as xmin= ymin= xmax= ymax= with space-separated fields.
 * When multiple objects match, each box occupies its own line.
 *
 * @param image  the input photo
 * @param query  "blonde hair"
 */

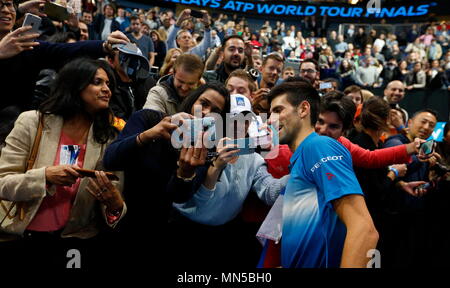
xmin=360 ymin=89 xmax=375 ymax=102
xmin=157 ymin=27 xmax=168 ymax=41
xmin=160 ymin=48 xmax=182 ymax=76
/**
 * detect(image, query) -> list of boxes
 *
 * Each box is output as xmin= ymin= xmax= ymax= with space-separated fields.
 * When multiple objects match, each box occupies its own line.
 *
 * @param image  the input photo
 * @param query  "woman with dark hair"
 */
xmin=0 ymin=58 xmax=125 ymax=251
xmin=348 ymin=97 xmax=407 ymax=257
xmin=102 ymin=83 xmax=230 ymax=252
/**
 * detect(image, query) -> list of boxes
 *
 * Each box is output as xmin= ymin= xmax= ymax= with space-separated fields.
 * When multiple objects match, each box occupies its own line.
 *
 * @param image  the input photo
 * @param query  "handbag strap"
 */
xmin=26 ymin=113 xmax=44 ymax=171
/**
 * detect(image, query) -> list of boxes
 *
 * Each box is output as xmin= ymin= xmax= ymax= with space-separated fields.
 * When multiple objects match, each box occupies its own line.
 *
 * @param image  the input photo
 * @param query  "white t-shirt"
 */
xmin=101 ymin=18 xmax=112 ymax=41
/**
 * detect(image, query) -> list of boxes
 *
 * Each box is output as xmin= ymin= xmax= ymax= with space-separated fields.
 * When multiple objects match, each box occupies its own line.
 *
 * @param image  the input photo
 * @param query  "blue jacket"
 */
xmin=173 ymin=153 xmax=289 ymax=226
xmin=384 ymin=134 xmax=430 ymax=213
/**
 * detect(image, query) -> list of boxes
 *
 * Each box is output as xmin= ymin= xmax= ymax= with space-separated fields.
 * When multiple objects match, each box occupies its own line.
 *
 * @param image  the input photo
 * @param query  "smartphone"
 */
xmin=224 ymin=138 xmax=256 ymax=156
xmin=75 ymin=168 xmax=119 ymax=181
xmin=44 ymin=1 xmax=69 ymax=22
xmin=179 ymin=117 xmax=216 ymax=145
xmin=190 ymin=9 xmax=204 ymax=18
xmin=319 ymin=82 xmax=333 ymax=90
xmin=415 ymin=182 xmax=431 ymax=190
xmin=419 ymin=139 xmax=435 ymax=156
xmin=22 ymin=13 xmax=42 ymax=36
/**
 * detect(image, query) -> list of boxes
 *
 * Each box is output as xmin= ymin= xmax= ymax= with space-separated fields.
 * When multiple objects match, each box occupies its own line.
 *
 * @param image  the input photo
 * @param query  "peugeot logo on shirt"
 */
xmin=310 ymin=155 xmax=344 ymax=173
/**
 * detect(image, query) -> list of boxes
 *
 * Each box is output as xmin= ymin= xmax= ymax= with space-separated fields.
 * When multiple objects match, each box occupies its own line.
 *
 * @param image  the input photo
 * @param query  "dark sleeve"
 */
xmin=103 ymin=109 xmax=164 ymax=170
xmin=112 ymin=20 xmax=121 ymax=33
xmin=167 ymin=165 xmax=209 ymax=204
xmin=148 ymin=37 xmax=155 ymax=53
xmin=33 ymin=40 xmax=105 ymax=71
xmin=92 ymin=13 xmax=103 ymax=34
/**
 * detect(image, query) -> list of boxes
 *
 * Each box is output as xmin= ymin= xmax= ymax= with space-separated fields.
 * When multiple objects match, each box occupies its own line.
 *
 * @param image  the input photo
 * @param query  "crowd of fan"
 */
xmin=79 ymin=3 xmax=450 ymax=91
xmin=1 ymin=0 xmax=450 ymax=270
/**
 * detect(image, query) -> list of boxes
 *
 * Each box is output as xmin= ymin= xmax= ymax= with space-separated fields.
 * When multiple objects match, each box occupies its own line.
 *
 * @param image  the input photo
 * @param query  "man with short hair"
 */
xmin=258 ymin=53 xmax=284 ymax=89
xmin=92 ymin=3 xmax=121 ymax=41
xmin=383 ymin=80 xmax=409 ymax=121
xmin=383 ymin=109 xmax=439 ymax=267
xmin=354 ymin=57 xmax=379 ymax=88
xmin=166 ymin=9 xmax=212 ymax=58
xmin=344 ymin=85 xmax=363 ymax=105
xmin=126 ymin=15 xmax=155 ymax=67
xmin=204 ymin=34 xmax=246 ymax=84
xmin=143 ymin=54 xmax=204 ymax=115
xmin=299 ymin=58 xmax=320 ymax=89
xmin=81 ymin=10 xmax=98 ymax=40
xmin=78 ymin=21 xmax=89 ymax=41
xmin=106 ymin=43 xmax=155 ymax=120
xmin=225 ymin=69 xmax=256 ymax=100
xmin=267 ymin=81 xmax=379 ymax=267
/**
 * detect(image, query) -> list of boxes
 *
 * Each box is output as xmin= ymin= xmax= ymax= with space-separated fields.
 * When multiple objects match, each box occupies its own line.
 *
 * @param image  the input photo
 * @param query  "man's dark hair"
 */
xmin=300 ymin=58 xmax=319 ymax=72
xmin=222 ymin=34 xmax=245 ymax=47
xmin=320 ymin=94 xmax=356 ymax=131
xmin=130 ymin=15 xmax=139 ymax=22
xmin=267 ymin=81 xmax=320 ymax=125
xmin=284 ymin=76 xmax=312 ymax=84
xmin=411 ymin=108 xmax=439 ymax=120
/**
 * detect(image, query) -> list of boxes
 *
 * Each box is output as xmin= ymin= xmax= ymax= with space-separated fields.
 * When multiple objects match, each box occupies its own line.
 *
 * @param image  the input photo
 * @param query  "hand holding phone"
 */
xmin=75 ymin=168 xmax=119 ymax=181
xmin=43 ymin=2 xmax=69 ymax=22
xmin=22 ymin=13 xmax=42 ymax=38
xmin=419 ymin=139 xmax=435 ymax=157
xmin=190 ymin=9 xmax=204 ymax=18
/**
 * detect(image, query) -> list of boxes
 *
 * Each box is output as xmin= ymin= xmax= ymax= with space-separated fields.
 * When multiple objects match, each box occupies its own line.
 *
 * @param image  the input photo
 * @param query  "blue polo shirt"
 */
xmin=281 ymin=133 xmax=363 ymax=268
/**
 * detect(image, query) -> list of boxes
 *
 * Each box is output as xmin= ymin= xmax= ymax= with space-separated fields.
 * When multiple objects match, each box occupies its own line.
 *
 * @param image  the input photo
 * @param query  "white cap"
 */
xmin=230 ymin=94 xmax=256 ymax=118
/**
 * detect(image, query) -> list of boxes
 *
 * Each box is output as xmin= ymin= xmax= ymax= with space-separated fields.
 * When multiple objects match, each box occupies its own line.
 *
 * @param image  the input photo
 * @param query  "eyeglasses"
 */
xmin=0 ymin=1 xmax=16 ymax=12
xmin=299 ymin=69 xmax=317 ymax=74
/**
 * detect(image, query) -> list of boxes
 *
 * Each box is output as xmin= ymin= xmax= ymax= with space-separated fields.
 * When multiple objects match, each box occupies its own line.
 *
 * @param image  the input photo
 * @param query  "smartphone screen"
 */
xmin=420 ymin=140 xmax=435 ymax=155
xmin=319 ymin=82 xmax=333 ymax=90
xmin=190 ymin=9 xmax=204 ymax=18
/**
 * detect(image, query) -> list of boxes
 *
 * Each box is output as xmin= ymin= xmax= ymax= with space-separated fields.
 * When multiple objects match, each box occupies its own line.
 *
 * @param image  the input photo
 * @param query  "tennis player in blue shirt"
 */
xmin=267 ymin=81 xmax=379 ymax=268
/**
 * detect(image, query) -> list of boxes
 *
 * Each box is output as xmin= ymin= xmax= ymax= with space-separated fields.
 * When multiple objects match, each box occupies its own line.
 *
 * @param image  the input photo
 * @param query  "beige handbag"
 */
xmin=0 ymin=114 xmax=43 ymax=227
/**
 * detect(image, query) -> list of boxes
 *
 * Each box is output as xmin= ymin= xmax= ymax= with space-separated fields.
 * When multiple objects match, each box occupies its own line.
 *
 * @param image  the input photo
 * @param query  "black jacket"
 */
xmin=92 ymin=14 xmax=120 ymax=40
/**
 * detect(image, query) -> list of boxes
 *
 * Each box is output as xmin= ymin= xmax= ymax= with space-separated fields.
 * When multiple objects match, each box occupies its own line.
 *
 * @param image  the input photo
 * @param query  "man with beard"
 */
xmin=266 ymin=81 xmax=378 ymax=267
xmin=203 ymin=35 xmax=246 ymax=84
xmin=299 ymin=58 xmax=320 ymax=89
xmin=383 ymin=80 xmax=409 ymax=121
xmin=126 ymin=15 xmax=155 ymax=67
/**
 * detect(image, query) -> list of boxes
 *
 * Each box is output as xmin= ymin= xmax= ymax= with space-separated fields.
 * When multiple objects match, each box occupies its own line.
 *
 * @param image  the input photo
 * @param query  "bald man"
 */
xmin=383 ymin=80 xmax=409 ymax=121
